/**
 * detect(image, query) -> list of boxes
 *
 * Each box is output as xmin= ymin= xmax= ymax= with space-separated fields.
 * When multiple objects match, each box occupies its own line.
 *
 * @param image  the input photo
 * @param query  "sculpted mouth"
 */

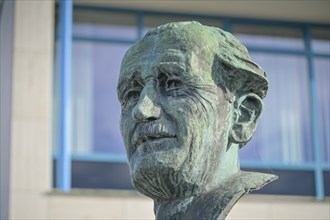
xmin=131 ymin=122 xmax=177 ymax=151
xmin=134 ymin=134 xmax=176 ymax=147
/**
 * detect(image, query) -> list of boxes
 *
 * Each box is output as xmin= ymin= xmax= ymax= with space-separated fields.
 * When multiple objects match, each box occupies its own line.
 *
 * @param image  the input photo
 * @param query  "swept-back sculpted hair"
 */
xmin=142 ymin=21 xmax=268 ymax=103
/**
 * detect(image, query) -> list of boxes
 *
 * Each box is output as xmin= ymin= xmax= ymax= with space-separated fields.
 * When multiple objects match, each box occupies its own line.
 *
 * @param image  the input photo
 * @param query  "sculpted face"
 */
xmin=116 ymin=22 xmax=275 ymax=220
xmin=117 ymin=28 xmax=233 ymax=199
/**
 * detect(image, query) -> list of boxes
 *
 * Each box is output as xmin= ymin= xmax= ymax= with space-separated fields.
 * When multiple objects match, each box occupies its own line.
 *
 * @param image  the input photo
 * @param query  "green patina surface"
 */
xmin=117 ymin=21 xmax=277 ymax=220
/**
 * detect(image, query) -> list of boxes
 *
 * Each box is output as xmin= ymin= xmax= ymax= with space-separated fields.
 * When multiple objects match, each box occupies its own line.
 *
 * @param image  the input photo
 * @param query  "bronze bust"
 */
xmin=117 ymin=21 xmax=277 ymax=220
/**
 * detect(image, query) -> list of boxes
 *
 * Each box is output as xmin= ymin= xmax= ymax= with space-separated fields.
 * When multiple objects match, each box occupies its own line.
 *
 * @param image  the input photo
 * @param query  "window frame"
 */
xmin=54 ymin=3 xmax=330 ymax=199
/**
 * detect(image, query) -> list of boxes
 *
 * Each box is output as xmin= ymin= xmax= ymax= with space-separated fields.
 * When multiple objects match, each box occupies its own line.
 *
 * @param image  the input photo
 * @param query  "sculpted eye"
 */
xmin=122 ymin=89 xmax=141 ymax=107
xmin=126 ymin=90 xmax=140 ymax=101
xmin=166 ymin=78 xmax=183 ymax=90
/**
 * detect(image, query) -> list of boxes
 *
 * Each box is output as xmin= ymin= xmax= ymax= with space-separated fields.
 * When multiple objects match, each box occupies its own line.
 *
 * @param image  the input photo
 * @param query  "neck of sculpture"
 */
xmin=153 ymin=144 xmax=240 ymax=219
xmin=154 ymin=196 xmax=195 ymax=219
xmin=212 ymin=143 xmax=240 ymax=185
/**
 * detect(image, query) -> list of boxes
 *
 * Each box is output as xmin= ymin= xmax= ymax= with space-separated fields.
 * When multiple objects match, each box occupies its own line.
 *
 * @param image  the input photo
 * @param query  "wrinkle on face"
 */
xmin=118 ymin=31 xmax=232 ymax=200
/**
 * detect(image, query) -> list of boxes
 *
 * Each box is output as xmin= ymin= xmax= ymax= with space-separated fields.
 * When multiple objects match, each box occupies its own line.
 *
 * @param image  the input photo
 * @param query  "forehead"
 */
xmin=119 ymin=31 xmax=215 ymax=83
xmin=121 ymin=37 xmax=187 ymax=76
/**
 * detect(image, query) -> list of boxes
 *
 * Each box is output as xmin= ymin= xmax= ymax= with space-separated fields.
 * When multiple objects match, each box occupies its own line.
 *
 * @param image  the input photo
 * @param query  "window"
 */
xmin=233 ymin=24 xmax=304 ymax=50
xmin=240 ymin=54 xmax=313 ymax=164
xmin=54 ymin=4 xmax=330 ymax=198
xmin=314 ymin=58 xmax=330 ymax=163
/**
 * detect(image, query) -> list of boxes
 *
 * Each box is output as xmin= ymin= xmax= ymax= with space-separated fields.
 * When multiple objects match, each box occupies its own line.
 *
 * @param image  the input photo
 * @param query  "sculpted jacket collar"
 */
xmin=154 ymin=171 xmax=278 ymax=220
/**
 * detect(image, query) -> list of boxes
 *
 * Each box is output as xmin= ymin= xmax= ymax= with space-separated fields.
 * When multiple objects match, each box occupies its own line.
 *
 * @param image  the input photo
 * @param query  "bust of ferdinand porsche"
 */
xmin=117 ymin=21 xmax=277 ymax=220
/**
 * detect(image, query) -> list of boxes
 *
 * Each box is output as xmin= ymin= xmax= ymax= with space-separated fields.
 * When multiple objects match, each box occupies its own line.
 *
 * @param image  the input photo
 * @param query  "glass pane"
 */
xmin=240 ymin=54 xmax=313 ymax=164
xmin=314 ymin=58 xmax=330 ymax=162
xmin=70 ymin=42 xmax=130 ymax=155
xmin=312 ymin=28 xmax=330 ymax=54
xmin=73 ymin=9 xmax=137 ymax=40
xmin=143 ymin=15 xmax=222 ymax=36
xmin=233 ymin=24 xmax=304 ymax=50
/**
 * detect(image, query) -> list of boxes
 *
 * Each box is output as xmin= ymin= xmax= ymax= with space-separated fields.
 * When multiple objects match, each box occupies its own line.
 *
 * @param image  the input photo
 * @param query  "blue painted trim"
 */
xmin=304 ymin=26 xmax=324 ymax=201
xmin=313 ymin=53 xmax=330 ymax=58
xmin=71 ymin=153 xmax=127 ymax=163
xmin=73 ymin=36 xmax=136 ymax=44
xmin=55 ymin=35 xmax=136 ymax=45
xmin=52 ymin=152 xmax=127 ymax=163
xmin=58 ymin=0 xmax=73 ymax=192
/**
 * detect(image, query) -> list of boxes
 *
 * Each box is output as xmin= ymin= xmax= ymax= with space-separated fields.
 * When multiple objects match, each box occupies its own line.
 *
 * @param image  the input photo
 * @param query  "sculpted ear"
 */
xmin=229 ymin=94 xmax=263 ymax=147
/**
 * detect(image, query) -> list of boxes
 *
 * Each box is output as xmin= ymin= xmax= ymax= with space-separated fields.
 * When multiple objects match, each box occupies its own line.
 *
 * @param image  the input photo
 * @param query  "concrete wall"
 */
xmin=0 ymin=1 xmax=14 ymax=219
xmin=8 ymin=1 xmax=54 ymax=219
xmin=228 ymin=195 xmax=330 ymax=220
xmin=29 ymin=190 xmax=330 ymax=219
xmin=4 ymin=1 xmax=330 ymax=220
xmin=45 ymin=191 xmax=330 ymax=220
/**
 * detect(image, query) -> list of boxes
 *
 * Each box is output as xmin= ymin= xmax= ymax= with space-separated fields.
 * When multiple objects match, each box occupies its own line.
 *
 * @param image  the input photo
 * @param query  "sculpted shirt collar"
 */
xmin=154 ymin=171 xmax=278 ymax=220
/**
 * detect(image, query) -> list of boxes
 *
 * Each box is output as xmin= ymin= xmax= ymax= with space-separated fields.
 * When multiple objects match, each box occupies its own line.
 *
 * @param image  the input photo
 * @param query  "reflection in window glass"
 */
xmin=312 ymin=28 xmax=330 ymax=54
xmin=73 ymin=9 xmax=137 ymax=40
xmin=240 ymin=54 xmax=313 ymax=164
xmin=71 ymin=42 xmax=130 ymax=155
xmin=144 ymin=15 xmax=222 ymax=36
xmin=71 ymin=42 xmax=93 ymax=154
xmin=233 ymin=25 xmax=304 ymax=50
xmin=314 ymin=58 xmax=330 ymax=162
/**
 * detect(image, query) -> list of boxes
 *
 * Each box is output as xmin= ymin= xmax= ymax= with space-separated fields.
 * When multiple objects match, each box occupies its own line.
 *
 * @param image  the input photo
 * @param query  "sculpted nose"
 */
xmin=132 ymin=92 xmax=162 ymax=122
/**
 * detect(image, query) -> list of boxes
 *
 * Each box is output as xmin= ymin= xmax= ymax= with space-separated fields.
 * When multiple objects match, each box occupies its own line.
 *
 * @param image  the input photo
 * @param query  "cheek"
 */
xmin=120 ymin=111 xmax=134 ymax=143
xmin=166 ymin=98 xmax=210 ymax=141
xmin=167 ymin=96 xmax=205 ymax=117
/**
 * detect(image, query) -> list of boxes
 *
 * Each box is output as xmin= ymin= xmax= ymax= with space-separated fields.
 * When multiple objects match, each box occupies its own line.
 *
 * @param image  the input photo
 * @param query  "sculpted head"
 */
xmin=117 ymin=21 xmax=268 ymax=200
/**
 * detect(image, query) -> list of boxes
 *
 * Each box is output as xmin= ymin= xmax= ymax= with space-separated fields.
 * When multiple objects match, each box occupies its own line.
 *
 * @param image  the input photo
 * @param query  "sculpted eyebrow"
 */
xmin=158 ymin=63 xmax=189 ymax=80
xmin=118 ymin=71 xmax=142 ymax=98
xmin=158 ymin=63 xmax=198 ymax=83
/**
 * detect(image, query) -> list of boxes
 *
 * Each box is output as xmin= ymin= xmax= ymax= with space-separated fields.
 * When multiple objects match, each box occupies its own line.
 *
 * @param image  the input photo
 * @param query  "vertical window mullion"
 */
xmin=137 ymin=11 xmax=144 ymax=40
xmin=304 ymin=25 xmax=324 ymax=200
xmin=58 ymin=0 xmax=73 ymax=192
xmin=223 ymin=18 xmax=232 ymax=33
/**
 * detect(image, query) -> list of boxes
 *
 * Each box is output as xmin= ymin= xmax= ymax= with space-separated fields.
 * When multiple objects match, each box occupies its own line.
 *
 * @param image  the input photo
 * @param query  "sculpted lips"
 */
xmin=132 ymin=123 xmax=176 ymax=148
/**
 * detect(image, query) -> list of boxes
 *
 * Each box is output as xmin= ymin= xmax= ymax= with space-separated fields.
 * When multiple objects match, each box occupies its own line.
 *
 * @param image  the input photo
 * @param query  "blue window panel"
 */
xmin=70 ymin=42 xmax=93 ymax=154
xmin=314 ymin=58 xmax=330 ymax=163
xmin=52 ymin=159 xmax=319 ymax=196
xmin=92 ymin=43 xmax=128 ymax=154
xmin=312 ymin=28 xmax=330 ymax=55
xmin=240 ymin=53 xmax=313 ymax=164
xmin=312 ymin=39 xmax=330 ymax=55
xmin=243 ymin=168 xmax=316 ymax=196
xmin=71 ymin=42 xmax=130 ymax=155
xmin=233 ymin=24 xmax=304 ymax=50
xmin=73 ymin=8 xmax=138 ymax=41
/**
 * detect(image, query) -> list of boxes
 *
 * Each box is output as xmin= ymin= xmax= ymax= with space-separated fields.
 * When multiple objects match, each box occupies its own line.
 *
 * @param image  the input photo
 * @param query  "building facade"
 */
xmin=1 ymin=1 xmax=329 ymax=219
